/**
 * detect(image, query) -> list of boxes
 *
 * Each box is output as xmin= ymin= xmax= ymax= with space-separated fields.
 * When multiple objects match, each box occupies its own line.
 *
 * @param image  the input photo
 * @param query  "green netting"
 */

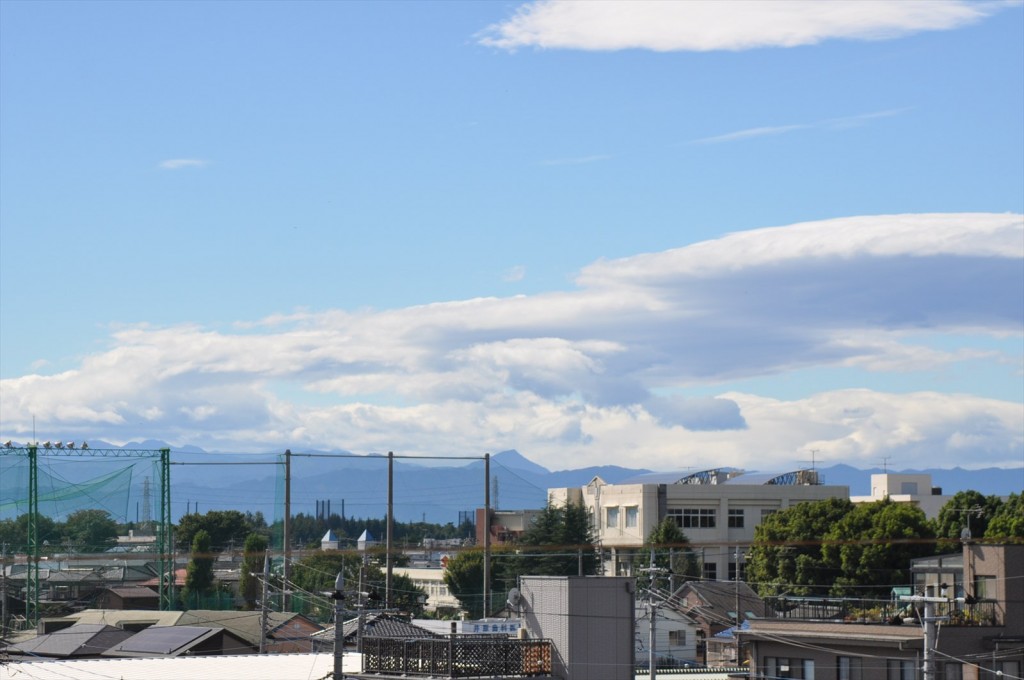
xmin=0 ymin=450 xmax=161 ymax=524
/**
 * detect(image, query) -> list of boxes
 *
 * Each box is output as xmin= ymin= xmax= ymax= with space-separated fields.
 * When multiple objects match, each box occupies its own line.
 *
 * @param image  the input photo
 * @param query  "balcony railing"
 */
xmin=361 ymin=635 xmax=553 ymax=678
xmin=766 ymin=597 xmax=1001 ymax=626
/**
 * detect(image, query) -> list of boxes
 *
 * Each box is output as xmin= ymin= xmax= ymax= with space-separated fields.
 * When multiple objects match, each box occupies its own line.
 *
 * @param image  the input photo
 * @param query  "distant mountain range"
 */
xmin=6 ymin=441 xmax=1022 ymax=525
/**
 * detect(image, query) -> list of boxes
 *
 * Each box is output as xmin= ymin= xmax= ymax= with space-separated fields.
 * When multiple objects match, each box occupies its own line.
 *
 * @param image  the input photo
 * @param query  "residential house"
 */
xmin=634 ymin=592 xmax=700 ymax=668
xmin=671 ymin=579 xmax=767 ymax=666
xmin=3 ymin=623 xmax=133 ymax=659
xmin=101 ymin=625 xmax=253 ymax=657
xmin=94 ymin=586 xmax=159 ymax=610
xmin=176 ymin=609 xmax=322 ymax=653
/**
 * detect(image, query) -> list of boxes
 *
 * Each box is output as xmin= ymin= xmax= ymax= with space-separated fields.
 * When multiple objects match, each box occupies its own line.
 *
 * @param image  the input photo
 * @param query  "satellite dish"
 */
xmin=507 ymin=587 xmax=521 ymax=608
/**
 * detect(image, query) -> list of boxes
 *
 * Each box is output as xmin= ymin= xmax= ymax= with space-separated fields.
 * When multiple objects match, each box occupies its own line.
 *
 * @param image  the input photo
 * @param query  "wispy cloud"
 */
xmin=503 ymin=265 xmax=527 ymax=282
xmin=692 ymin=124 xmax=808 ymax=145
xmin=691 ymin=109 xmax=907 ymax=144
xmin=158 ymin=158 xmax=208 ymax=170
xmin=2 ymin=213 xmax=1020 ymax=471
xmin=479 ymin=0 xmax=1006 ymax=52
xmin=540 ymin=154 xmax=613 ymax=166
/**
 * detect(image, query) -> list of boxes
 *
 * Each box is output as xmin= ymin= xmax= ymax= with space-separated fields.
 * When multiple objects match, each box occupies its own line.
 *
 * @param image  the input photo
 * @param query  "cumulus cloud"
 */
xmin=478 ymin=0 xmax=1004 ymax=52
xmin=158 ymin=158 xmax=208 ymax=170
xmin=1 ymin=213 xmax=1020 ymax=471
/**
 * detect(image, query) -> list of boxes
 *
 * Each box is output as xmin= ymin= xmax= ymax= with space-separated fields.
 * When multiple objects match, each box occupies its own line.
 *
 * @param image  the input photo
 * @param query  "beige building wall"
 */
xmin=551 ymin=474 xmax=848 ymax=580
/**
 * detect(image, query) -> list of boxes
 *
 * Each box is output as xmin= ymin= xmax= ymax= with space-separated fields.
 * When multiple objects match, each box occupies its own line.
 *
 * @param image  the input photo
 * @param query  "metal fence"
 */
xmin=766 ymin=596 xmax=1001 ymax=626
xmin=361 ymin=635 xmax=553 ymax=678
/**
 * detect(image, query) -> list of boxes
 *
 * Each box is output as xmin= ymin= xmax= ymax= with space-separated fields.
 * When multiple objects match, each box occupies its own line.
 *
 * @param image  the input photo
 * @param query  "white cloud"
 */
xmin=478 ymin=0 xmax=1004 ymax=52
xmin=158 ymin=158 xmax=208 ymax=170
xmin=503 ymin=265 xmax=527 ymax=282
xmin=1 ymin=213 xmax=1020 ymax=471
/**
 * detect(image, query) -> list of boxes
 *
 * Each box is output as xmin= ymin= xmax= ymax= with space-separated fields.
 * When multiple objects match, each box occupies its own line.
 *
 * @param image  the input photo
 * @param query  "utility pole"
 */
xmin=640 ymin=547 xmax=667 ymax=680
xmin=1 ymin=542 xmax=7 ymax=639
xmin=283 ymin=449 xmax=291 ymax=613
xmin=332 ymin=572 xmax=346 ymax=679
xmin=483 ymin=452 xmax=491 ymax=617
xmin=899 ymin=595 xmax=954 ymax=680
xmin=386 ymin=451 xmax=394 ymax=609
xmin=259 ymin=552 xmax=270 ymax=654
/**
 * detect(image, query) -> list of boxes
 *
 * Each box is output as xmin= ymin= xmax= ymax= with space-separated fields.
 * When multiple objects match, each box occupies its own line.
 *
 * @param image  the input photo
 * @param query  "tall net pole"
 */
xmin=158 ymin=448 xmax=173 ymax=610
xmin=27 ymin=445 xmax=39 ymax=628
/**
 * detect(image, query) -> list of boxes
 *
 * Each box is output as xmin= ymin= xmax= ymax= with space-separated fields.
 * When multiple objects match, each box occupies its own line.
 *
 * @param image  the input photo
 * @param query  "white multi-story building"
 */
xmin=550 ymin=468 xmax=849 ymax=580
xmin=850 ymin=472 xmax=951 ymax=519
xmin=392 ymin=566 xmax=462 ymax=612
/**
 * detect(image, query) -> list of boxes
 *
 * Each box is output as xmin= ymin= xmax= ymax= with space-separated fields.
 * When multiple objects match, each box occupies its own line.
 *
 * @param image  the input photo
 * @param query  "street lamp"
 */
xmin=332 ymin=572 xmax=345 ymax=679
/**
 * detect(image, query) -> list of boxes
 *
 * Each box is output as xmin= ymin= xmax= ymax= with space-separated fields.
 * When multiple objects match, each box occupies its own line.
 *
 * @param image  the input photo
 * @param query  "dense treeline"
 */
xmin=746 ymin=491 xmax=1022 ymax=599
xmin=0 ymin=507 xmax=476 ymax=555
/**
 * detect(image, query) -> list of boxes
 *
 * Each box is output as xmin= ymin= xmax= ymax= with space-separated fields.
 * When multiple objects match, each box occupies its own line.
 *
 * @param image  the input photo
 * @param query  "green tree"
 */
xmin=823 ymin=499 xmax=936 ymax=598
xmin=510 ymin=501 xmax=598 ymax=578
xmin=638 ymin=518 xmax=700 ymax=588
xmin=290 ymin=551 xmax=363 ymax=598
xmin=182 ymin=529 xmax=215 ymax=608
xmin=443 ymin=549 xmax=490 ymax=619
xmin=985 ymin=493 xmax=1023 ymax=539
xmin=62 ymin=509 xmax=118 ymax=552
xmin=238 ymin=532 xmax=268 ymax=610
xmin=176 ymin=510 xmax=259 ymax=551
xmin=0 ymin=514 xmax=59 ymax=554
xmin=933 ymin=491 xmax=1002 ymax=549
xmin=746 ymin=497 xmax=854 ymax=596
xmin=390 ymin=571 xmax=428 ymax=618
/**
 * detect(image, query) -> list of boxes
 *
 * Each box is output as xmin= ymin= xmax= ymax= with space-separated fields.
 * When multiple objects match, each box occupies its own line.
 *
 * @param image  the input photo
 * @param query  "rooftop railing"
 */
xmin=361 ymin=634 xmax=553 ymax=678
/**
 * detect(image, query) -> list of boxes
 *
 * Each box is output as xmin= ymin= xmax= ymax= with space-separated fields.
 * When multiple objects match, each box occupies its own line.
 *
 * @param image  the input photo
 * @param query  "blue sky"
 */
xmin=1 ymin=0 xmax=1021 ymax=472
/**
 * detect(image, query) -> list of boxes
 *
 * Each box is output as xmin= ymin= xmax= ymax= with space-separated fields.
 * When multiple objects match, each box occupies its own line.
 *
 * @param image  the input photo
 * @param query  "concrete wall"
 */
xmin=520 ymin=576 xmax=635 ymax=680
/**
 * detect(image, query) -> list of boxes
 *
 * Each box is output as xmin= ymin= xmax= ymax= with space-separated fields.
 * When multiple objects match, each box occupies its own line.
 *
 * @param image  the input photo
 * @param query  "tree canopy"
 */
xmin=443 ymin=549 xmax=489 ymax=619
xmin=984 ymin=493 xmax=1023 ymax=539
xmin=63 ymin=509 xmax=118 ymax=552
xmin=506 ymin=501 xmax=598 ymax=579
xmin=238 ymin=532 xmax=268 ymax=610
xmin=747 ymin=497 xmax=936 ymax=598
xmin=638 ymin=517 xmax=700 ymax=589
xmin=176 ymin=510 xmax=266 ymax=551
xmin=182 ymin=529 xmax=215 ymax=608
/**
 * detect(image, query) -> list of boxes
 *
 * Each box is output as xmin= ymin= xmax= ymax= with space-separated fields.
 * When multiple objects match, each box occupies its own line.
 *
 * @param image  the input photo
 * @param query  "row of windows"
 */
xmin=763 ymin=657 xmax=814 ymax=679
xmin=602 ymin=506 xmax=782 ymax=532
xmin=834 ymin=657 xmax=1019 ymax=680
xmin=604 ymin=506 xmax=639 ymax=530
xmin=668 ymin=508 xmax=717 ymax=528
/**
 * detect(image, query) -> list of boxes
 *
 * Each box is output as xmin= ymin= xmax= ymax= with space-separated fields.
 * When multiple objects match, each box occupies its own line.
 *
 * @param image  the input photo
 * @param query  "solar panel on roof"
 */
xmin=115 ymin=626 xmax=210 ymax=654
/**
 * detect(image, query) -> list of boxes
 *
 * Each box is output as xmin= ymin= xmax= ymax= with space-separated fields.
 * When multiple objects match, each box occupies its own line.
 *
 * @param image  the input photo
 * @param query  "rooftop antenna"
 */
xmin=879 ymin=456 xmax=892 ymax=473
xmin=804 ymin=449 xmax=819 ymax=471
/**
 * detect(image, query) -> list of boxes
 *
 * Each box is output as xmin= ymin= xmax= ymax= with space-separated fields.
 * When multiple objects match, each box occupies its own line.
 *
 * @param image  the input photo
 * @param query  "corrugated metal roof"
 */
xmin=0 ymin=652 xmax=357 ymax=680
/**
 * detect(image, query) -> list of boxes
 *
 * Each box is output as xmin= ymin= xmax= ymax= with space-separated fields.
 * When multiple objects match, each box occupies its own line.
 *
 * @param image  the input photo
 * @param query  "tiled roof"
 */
xmin=676 ymin=580 xmax=766 ymax=624
xmin=102 ymin=586 xmax=159 ymax=599
xmin=175 ymin=610 xmax=321 ymax=646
